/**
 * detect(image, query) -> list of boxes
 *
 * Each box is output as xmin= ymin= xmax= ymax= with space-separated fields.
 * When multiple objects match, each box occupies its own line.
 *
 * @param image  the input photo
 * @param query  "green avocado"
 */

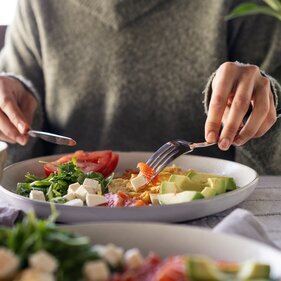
xmin=237 ymin=261 xmax=270 ymax=280
xmin=158 ymin=191 xmax=203 ymax=205
xmin=186 ymin=170 xmax=223 ymax=184
xmin=225 ymin=177 xmax=237 ymax=191
xmin=160 ymin=181 xmax=177 ymax=194
xmin=186 ymin=170 xmax=237 ymax=192
xmin=187 ymin=256 xmax=222 ymax=281
xmin=207 ymin=178 xmax=227 ymax=195
xmin=168 ymin=175 xmax=204 ymax=192
xmin=201 ymin=186 xmax=217 ymax=198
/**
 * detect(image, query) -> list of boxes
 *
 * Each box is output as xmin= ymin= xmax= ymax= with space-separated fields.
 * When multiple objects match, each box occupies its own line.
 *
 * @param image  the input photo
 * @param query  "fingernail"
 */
xmin=16 ymin=136 xmax=27 ymax=146
xmin=206 ymin=131 xmax=217 ymax=143
xmin=219 ymin=138 xmax=230 ymax=150
xmin=17 ymin=122 xmax=27 ymax=134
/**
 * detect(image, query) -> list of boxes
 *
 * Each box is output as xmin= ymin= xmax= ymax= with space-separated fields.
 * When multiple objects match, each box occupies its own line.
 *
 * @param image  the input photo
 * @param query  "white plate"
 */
xmin=0 ymin=152 xmax=258 ymax=223
xmin=63 ymin=222 xmax=281 ymax=279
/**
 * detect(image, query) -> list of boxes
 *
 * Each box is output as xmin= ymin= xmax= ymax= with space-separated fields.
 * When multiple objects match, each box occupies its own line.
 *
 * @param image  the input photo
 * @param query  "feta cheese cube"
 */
xmin=100 ymin=244 xmax=124 ymax=267
xmin=83 ymin=178 xmax=102 ymax=193
xmin=86 ymin=194 xmax=107 ymax=207
xmin=29 ymin=251 xmax=58 ymax=273
xmin=83 ymin=261 xmax=110 ymax=281
xmin=63 ymin=193 xmax=76 ymax=201
xmin=17 ymin=268 xmax=55 ymax=281
xmin=83 ymin=185 xmax=96 ymax=194
xmin=67 ymin=182 xmax=80 ymax=194
xmin=0 ymin=248 xmax=19 ymax=279
xmin=74 ymin=185 xmax=90 ymax=201
xmin=83 ymin=178 xmax=99 ymax=189
xmin=124 ymin=248 xmax=144 ymax=269
xmin=65 ymin=198 xmax=84 ymax=206
xmin=149 ymin=193 xmax=160 ymax=205
xmin=130 ymin=173 xmax=147 ymax=192
xmin=30 ymin=190 xmax=46 ymax=201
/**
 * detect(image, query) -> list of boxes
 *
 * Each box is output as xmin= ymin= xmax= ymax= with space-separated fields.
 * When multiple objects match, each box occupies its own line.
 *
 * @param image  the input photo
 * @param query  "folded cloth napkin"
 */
xmin=0 ymin=205 xmax=24 ymax=227
xmin=213 ymin=208 xmax=278 ymax=249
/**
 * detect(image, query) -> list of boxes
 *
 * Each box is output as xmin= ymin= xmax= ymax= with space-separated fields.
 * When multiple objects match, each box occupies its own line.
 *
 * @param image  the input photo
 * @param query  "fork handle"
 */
xmin=189 ymin=142 xmax=216 ymax=150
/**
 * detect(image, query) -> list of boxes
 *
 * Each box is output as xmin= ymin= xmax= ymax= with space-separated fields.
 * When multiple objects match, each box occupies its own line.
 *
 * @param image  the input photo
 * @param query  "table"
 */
xmin=188 ymin=176 xmax=281 ymax=248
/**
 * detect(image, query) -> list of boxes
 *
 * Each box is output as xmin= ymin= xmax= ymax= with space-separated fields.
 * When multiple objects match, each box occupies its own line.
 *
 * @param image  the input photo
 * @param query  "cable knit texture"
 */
xmin=0 ymin=0 xmax=280 ymax=174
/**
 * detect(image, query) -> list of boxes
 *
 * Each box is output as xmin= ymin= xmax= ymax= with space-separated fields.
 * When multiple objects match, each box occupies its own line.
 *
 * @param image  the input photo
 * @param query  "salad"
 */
xmin=16 ymin=150 xmax=238 ymax=207
xmin=0 ymin=213 xmax=272 ymax=281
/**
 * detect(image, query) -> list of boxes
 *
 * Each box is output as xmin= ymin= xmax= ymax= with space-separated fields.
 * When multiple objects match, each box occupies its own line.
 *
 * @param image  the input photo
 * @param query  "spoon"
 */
xmin=28 ymin=130 xmax=77 ymax=146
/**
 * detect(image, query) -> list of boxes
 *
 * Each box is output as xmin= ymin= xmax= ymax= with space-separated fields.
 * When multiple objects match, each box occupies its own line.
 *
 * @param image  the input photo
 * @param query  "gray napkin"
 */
xmin=213 ymin=208 xmax=278 ymax=249
xmin=0 ymin=206 xmax=23 ymax=227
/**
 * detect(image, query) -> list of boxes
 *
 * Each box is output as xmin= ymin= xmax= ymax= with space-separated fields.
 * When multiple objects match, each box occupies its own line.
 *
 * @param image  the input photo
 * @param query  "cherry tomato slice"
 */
xmin=43 ymin=150 xmax=118 ymax=177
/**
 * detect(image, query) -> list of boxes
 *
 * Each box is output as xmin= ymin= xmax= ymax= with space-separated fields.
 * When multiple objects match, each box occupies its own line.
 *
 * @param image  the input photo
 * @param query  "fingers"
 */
xmin=205 ymin=62 xmax=277 ymax=150
xmin=0 ymin=77 xmax=36 ymax=145
xmin=205 ymin=63 xmax=238 ymax=143
xmin=218 ymin=70 xmax=255 ymax=150
xmin=234 ymin=80 xmax=277 ymax=144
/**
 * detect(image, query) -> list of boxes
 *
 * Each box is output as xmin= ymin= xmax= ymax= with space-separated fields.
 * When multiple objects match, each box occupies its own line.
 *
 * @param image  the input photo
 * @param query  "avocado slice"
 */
xmin=187 ymin=256 xmax=222 ymax=281
xmin=237 ymin=261 xmax=270 ymax=280
xmin=207 ymin=178 xmax=227 ymax=195
xmin=169 ymin=175 xmax=204 ymax=192
xmin=187 ymin=170 xmax=237 ymax=192
xmin=158 ymin=191 xmax=203 ymax=205
xmin=160 ymin=181 xmax=177 ymax=194
xmin=201 ymin=186 xmax=217 ymax=198
xmin=186 ymin=170 xmax=223 ymax=184
xmin=225 ymin=177 xmax=237 ymax=191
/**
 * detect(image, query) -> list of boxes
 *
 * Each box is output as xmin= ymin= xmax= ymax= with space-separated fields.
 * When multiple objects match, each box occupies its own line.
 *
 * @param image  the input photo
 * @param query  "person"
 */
xmin=0 ymin=0 xmax=280 ymax=174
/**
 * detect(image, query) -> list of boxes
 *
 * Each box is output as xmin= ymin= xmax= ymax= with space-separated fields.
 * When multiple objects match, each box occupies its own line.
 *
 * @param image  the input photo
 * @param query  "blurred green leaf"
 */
xmin=226 ymin=2 xmax=281 ymax=21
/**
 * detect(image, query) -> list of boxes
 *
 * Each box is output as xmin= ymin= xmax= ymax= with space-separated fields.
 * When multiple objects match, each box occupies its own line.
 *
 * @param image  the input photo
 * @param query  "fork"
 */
xmin=146 ymin=140 xmax=216 ymax=176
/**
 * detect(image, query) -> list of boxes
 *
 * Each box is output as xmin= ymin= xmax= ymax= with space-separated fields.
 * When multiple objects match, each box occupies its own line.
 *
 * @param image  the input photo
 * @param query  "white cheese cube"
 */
xmin=17 ymin=268 xmax=55 ymax=281
xmin=67 ymin=182 xmax=80 ymax=194
xmin=0 ymin=248 xmax=19 ymax=279
xmin=86 ymin=194 xmax=107 ymax=207
xmin=130 ymin=173 xmax=147 ymax=192
xmin=29 ymin=251 xmax=58 ymax=273
xmin=149 ymin=193 xmax=160 ymax=205
xmin=124 ymin=248 xmax=144 ymax=269
xmin=101 ymin=244 xmax=124 ymax=267
xmin=74 ymin=185 xmax=90 ymax=201
xmin=82 ymin=185 xmax=96 ymax=194
xmin=83 ymin=178 xmax=99 ymax=189
xmin=65 ymin=198 xmax=84 ymax=207
xmin=83 ymin=178 xmax=102 ymax=194
xmin=30 ymin=190 xmax=46 ymax=201
xmin=83 ymin=261 xmax=110 ymax=281
xmin=63 ymin=193 xmax=76 ymax=201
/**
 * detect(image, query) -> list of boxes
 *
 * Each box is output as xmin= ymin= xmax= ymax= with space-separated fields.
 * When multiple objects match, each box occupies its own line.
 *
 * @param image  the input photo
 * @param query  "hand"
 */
xmin=205 ymin=62 xmax=277 ymax=150
xmin=0 ymin=76 xmax=38 ymax=145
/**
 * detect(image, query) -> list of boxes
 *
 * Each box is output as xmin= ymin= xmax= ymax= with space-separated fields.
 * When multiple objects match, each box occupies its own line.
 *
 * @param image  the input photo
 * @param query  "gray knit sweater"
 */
xmin=0 ymin=0 xmax=281 ymax=174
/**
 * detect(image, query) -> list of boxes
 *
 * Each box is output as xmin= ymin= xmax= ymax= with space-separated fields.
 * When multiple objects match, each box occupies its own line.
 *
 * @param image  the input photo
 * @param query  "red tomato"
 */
xmin=43 ymin=150 xmax=119 ymax=177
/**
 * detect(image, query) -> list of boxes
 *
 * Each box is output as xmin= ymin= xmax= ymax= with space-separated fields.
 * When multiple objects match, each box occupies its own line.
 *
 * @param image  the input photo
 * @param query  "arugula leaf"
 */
xmin=0 ymin=212 xmax=101 ymax=281
xmin=17 ymin=158 xmax=113 ymax=200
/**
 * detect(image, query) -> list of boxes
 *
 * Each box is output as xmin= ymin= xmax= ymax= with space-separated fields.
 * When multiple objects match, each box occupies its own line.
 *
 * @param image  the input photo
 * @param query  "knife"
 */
xmin=28 ymin=130 xmax=77 ymax=146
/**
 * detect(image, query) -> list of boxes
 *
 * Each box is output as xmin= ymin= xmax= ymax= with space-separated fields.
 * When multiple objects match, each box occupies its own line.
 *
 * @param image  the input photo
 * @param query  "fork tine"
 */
xmin=146 ymin=141 xmax=176 ymax=167
xmin=154 ymin=148 xmax=182 ymax=174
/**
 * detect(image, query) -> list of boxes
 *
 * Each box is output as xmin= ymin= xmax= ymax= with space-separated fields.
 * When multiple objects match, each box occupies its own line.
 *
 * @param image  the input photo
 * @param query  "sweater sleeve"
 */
xmin=0 ymin=0 xmax=44 ymax=164
xmin=203 ymin=12 xmax=281 ymax=175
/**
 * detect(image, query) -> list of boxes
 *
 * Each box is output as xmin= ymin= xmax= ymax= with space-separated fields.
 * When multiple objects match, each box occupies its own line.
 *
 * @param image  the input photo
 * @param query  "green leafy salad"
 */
xmin=0 ymin=212 xmax=275 ymax=281
xmin=16 ymin=159 xmax=114 ymax=205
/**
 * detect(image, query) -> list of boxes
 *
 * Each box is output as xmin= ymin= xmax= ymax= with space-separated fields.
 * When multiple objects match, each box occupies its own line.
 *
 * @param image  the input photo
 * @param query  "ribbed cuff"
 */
xmin=0 ymin=72 xmax=40 ymax=101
